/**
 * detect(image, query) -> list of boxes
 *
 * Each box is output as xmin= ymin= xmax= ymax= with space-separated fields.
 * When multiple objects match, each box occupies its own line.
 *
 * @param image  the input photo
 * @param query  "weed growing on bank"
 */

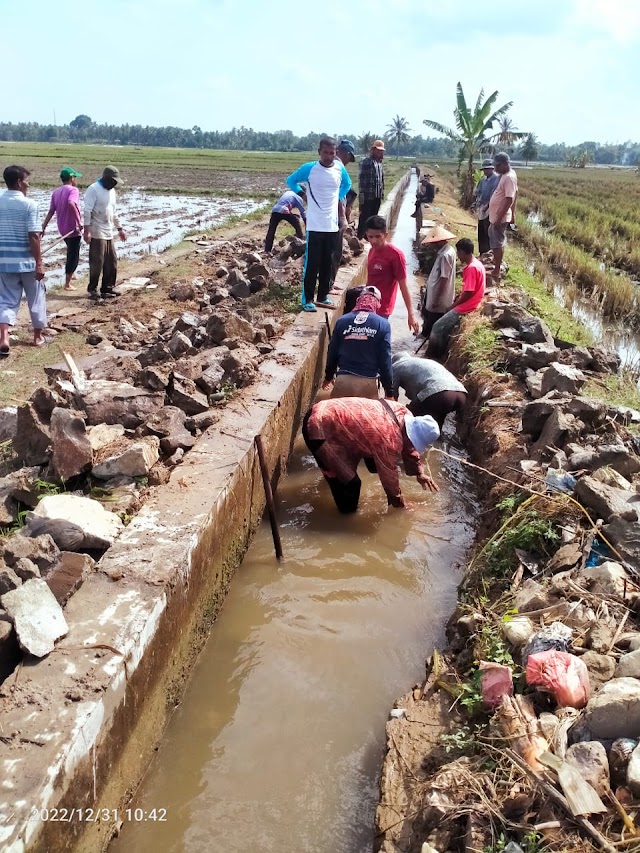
xmin=458 ymin=317 xmax=503 ymax=375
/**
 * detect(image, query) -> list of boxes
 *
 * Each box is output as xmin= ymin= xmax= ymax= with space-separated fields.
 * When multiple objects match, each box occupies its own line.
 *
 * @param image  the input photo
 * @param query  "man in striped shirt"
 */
xmin=0 ymin=166 xmax=47 ymax=357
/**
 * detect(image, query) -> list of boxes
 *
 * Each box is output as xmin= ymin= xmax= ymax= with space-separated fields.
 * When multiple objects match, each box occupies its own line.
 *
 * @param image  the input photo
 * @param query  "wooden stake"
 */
xmin=254 ymin=435 xmax=283 ymax=561
xmin=324 ymin=311 xmax=332 ymax=342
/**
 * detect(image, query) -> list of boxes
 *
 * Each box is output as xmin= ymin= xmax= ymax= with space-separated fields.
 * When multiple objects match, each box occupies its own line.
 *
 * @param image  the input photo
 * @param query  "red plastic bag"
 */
xmin=479 ymin=661 xmax=514 ymax=710
xmin=525 ymin=650 xmax=590 ymax=708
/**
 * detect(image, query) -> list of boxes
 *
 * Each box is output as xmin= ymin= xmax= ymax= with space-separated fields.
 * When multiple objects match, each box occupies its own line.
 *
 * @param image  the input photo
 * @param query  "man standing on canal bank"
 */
xmin=357 ymin=139 xmax=385 ymax=238
xmin=41 ymin=167 xmax=83 ymax=290
xmin=419 ymin=225 xmax=457 ymax=337
xmin=473 ymin=159 xmax=499 ymax=255
xmin=489 ymin=152 xmax=518 ymax=284
xmin=83 ymin=166 xmax=126 ymax=300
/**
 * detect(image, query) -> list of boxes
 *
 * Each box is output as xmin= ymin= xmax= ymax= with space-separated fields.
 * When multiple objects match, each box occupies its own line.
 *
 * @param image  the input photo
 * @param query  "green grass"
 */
xmin=584 ymin=372 xmax=640 ymax=412
xmin=459 ymin=317 xmax=503 ymax=374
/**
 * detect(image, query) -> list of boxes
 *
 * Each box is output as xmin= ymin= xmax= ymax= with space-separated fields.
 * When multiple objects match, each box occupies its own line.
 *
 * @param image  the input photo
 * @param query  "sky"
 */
xmin=2 ymin=0 xmax=640 ymax=145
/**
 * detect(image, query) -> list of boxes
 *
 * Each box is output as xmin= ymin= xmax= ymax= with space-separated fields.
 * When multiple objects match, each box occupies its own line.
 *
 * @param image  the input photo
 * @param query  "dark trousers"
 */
xmin=303 ymin=231 xmax=340 ymax=305
xmin=408 ymin=391 xmax=467 ymax=430
xmin=265 ymin=212 xmax=304 ymax=252
xmin=421 ymin=310 xmax=445 ymax=338
xmin=302 ymin=412 xmax=361 ymax=513
xmin=478 ymin=218 xmax=490 ymax=255
xmin=88 ymin=238 xmax=117 ymax=294
xmin=330 ymin=227 xmax=346 ymax=285
xmin=64 ymin=236 xmax=82 ymax=276
xmin=357 ymin=198 xmax=382 ymax=238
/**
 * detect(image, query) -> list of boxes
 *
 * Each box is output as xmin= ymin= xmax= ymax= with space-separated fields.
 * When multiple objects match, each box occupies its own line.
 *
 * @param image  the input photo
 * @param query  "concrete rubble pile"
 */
xmin=0 ymin=234 xmax=306 ymax=681
xmin=376 ymin=290 xmax=640 ymax=853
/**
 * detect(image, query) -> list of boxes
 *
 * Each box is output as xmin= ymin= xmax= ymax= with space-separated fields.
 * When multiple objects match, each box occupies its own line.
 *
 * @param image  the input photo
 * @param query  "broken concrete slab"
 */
xmin=49 ymin=407 xmax=93 ymax=483
xmin=206 ymin=311 xmax=255 ymax=345
xmin=45 ymin=552 xmax=95 ymax=605
xmin=169 ymin=376 xmax=209 ymax=415
xmin=13 ymin=403 xmax=51 ymax=465
xmin=32 ymin=494 xmax=124 ymax=549
xmin=3 ymin=533 xmax=60 ymax=573
xmin=530 ymin=409 xmax=582 ymax=458
xmin=79 ymin=380 xmax=165 ymax=429
xmin=0 ymin=565 xmax=22 ymax=595
xmin=12 ymin=557 xmax=41 ymax=581
xmin=92 ymin=437 xmax=160 ymax=479
xmin=1 ymin=578 xmax=68 ymax=657
xmin=168 ymin=331 xmax=192 ymax=357
xmin=136 ymin=342 xmax=175 ymax=369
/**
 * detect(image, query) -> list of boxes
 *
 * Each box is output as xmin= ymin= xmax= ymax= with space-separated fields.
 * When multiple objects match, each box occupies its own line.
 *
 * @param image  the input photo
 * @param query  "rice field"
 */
xmin=515 ymin=167 xmax=640 ymax=324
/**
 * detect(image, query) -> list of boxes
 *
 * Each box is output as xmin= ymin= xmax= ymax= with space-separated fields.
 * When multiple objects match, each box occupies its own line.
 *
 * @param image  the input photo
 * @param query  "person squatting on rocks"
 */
xmin=473 ymin=158 xmax=499 ymax=256
xmin=302 ymin=396 xmax=439 ymax=512
xmin=365 ymin=215 xmax=419 ymax=333
xmin=427 ymin=237 xmax=486 ymax=358
xmin=41 ymin=167 xmax=83 ymax=291
xmin=419 ymin=225 xmax=457 ymax=337
xmin=391 ymin=352 xmax=467 ymax=430
xmin=323 ymin=285 xmax=392 ymax=400
xmin=411 ymin=173 xmax=436 ymax=219
xmin=83 ymin=166 xmax=127 ymax=300
xmin=357 ymin=139 xmax=385 ymax=238
xmin=488 ymin=151 xmax=518 ymax=284
xmin=0 ymin=165 xmax=47 ymax=357
xmin=330 ymin=139 xmax=357 ymax=288
xmin=286 ymin=137 xmax=351 ymax=312
xmin=264 ymin=188 xmax=307 ymax=252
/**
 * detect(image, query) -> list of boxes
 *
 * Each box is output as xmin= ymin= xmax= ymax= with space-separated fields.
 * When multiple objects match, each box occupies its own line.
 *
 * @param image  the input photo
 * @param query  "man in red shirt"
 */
xmin=427 ymin=237 xmax=486 ymax=358
xmin=365 ymin=215 xmax=419 ymax=333
xmin=302 ymin=396 xmax=439 ymax=512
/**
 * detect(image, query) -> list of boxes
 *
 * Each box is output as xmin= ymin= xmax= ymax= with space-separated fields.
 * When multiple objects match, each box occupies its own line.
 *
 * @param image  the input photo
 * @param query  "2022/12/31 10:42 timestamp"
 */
xmin=30 ymin=807 xmax=168 ymax=823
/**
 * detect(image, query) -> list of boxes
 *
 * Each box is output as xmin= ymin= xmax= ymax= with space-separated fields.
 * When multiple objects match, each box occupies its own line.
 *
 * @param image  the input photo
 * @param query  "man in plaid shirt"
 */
xmin=357 ymin=139 xmax=385 ymax=238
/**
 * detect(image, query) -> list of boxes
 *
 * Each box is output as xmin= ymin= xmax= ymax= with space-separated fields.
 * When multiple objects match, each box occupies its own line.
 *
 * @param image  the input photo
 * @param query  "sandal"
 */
xmin=0 ymin=344 xmax=9 ymax=358
xmin=302 ymin=303 xmax=317 ymax=313
xmin=315 ymin=299 xmax=336 ymax=309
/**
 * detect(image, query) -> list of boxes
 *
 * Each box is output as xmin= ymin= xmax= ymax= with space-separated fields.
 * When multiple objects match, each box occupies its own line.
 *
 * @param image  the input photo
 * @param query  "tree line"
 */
xmin=1 ymin=116 xmax=639 ymax=166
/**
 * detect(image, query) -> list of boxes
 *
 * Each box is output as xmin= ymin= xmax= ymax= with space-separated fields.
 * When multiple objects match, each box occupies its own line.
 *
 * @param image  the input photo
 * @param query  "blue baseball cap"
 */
xmin=338 ymin=139 xmax=356 ymax=162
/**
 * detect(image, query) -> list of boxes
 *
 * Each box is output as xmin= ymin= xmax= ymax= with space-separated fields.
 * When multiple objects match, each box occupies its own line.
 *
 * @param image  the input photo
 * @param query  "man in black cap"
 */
xmin=83 ymin=166 xmax=126 ymax=299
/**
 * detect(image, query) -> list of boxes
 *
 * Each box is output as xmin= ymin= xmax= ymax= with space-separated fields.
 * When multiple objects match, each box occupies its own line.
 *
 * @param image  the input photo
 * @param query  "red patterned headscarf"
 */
xmin=354 ymin=288 xmax=381 ymax=314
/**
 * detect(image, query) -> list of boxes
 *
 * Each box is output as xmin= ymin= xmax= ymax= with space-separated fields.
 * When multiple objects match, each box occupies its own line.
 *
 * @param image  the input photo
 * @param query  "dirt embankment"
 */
xmin=376 ymin=200 xmax=640 ymax=853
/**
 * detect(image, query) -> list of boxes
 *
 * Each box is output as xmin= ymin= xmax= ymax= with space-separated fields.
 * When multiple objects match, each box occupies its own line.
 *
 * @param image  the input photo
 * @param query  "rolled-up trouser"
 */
xmin=330 ymin=373 xmax=379 ymax=399
xmin=428 ymin=309 xmax=462 ymax=358
xmin=302 ymin=410 xmax=362 ymax=513
xmin=408 ymin=390 xmax=467 ymax=430
xmin=0 ymin=271 xmax=47 ymax=329
xmin=88 ymin=238 xmax=117 ymax=294
xmin=64 ymin=235 xmax=82 ymax=276
xmin=477 ymin=217 xmax=490 ymax=255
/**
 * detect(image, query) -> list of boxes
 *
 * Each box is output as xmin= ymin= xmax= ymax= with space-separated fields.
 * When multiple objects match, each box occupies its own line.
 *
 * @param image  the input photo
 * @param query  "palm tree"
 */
xmin=359 ymin=132 xmax=375 ymax=154
xmin=489 ymin=116 xmax=526 ymax=153
xmin=386 ymin=115 xmax=411 ymax=159
xmin=520 ymin=133 xmax=539 ymax=166
xmin=424 ymin=83 xmax=514 ymax=207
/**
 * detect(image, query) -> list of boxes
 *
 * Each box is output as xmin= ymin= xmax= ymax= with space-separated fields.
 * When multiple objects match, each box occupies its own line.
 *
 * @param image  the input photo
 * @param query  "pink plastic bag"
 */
xmin=479 ymin=661 xmax=514 ymax=710
xmin=525 ymin=650 xmax=590 ymax=708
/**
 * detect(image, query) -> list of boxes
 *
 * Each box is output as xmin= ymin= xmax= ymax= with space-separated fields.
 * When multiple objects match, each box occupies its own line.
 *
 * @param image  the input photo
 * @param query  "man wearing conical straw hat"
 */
xmin=419 ymin=224 xmax=456 ymax=337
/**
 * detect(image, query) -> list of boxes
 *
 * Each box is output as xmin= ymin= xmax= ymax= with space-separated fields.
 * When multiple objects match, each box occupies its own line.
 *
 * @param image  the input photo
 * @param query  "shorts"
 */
xmin=488 ymin=221 xmax=508 ymax=250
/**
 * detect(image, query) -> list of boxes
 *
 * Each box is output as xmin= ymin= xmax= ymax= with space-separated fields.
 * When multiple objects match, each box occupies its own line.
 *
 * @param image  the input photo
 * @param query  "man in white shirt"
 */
xmin=488 ymin=152 xmax=518 ymax=284
xmin=286 ymin=137 xmax=352 ymax=312
xmin=83 ymin=166 xmax=127 ymax=299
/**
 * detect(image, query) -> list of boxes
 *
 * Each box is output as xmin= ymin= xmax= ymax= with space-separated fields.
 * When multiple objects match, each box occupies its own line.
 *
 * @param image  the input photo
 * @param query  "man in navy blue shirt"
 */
xmin=322 ymin=286 xmax=392 ymax=399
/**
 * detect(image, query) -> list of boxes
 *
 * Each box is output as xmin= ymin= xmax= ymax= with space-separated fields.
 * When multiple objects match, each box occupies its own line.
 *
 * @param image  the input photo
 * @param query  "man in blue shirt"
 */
xmin=0 ymin=165 xmax=47 ymax=357
xmin=473 ymin=159 xmax=500 ymax=255
xmin=286 ymin=137 xmax=351 ymax=312
xmin=322 ymin=286 xmax=392 ymax=399
xmin=264 ymin=189 xmax=306 ymax=252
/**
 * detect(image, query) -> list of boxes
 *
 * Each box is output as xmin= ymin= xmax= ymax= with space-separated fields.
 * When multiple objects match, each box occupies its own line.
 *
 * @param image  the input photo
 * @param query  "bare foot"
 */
xmin=33 ymin=335 xmax=47 ymax=347
xmin=64 ymin=285 xmax=76 ymax=291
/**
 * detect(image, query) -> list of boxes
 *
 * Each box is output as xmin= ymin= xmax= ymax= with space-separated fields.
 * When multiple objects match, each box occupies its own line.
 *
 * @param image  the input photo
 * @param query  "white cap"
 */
xmin=404 ymin=413 xmax=440 ymax=453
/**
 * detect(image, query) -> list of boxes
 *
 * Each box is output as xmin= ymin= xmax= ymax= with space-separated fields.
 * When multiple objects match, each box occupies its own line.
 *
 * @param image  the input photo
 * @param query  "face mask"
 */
xmin=101 ymin=177 xmax=117 ymax=190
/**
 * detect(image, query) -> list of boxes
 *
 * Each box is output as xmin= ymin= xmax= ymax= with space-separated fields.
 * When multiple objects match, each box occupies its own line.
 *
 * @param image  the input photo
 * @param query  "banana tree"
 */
xmin=424 ymin=83 xmax=514 ymax=207
xmin=385 ymin=115 xmax=411 ymax=159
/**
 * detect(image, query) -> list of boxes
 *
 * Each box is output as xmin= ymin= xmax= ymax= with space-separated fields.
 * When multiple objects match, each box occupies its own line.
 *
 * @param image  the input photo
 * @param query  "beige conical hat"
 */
xmin=421 ymin=224 xmax=456 ymax=244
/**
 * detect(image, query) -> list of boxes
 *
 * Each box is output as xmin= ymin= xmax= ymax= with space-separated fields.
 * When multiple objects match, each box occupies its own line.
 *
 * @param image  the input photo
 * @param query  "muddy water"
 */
xmin=30 ymin=188 xmax=263 ymax=288
xmin=111 ymin=177 xmax=475 ymax=853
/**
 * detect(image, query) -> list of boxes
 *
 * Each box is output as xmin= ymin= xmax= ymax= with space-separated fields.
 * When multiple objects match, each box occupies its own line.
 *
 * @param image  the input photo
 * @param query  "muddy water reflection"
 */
xmin=112 ymin=176 xmax=476 ymax=853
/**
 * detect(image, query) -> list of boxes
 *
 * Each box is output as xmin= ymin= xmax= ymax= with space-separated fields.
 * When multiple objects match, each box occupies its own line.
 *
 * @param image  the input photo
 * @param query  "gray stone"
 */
xmin=610 ymin=738 xmax=638 ymax=787
xmin=565 ymin=396 xmax=608 ymax=426
xmin=262 ymin=319 xmax=283 ymax=339
xmin=117 ymin=317 xmax=141 ymax=342
xmin=566 ymin=741 xmax=610 ymax=796
xmin=541 ymin=362 xmax=586 ymax=396
xmin=628 ymin=742 xmax=640 ymax=796
xmin=87 ymin=423 xmax=126 ymax=452
xmin=589 ymin=345 xmax=621 ymax=374
xmin=249 ymin=275 xmax=267 ymax=294
xmin=514 ymin=579 xmax=556 ymax=612
xmin=569 ymin=445 xmax=640 ymax=480
xmin=524 ymin=370 xmax=544 ymax=399
xmin=136 ymin=342 xmax=175 ymax=369
xmin=0 ymin=566 xmax=22 ymax=595
xmin=169 ymin=282 xmax=196 ymax=302
xmin=586 ymin=677 xmax=640 ymax=738
xmin=574 ymin=477 xmax=637 ymax=523
xmin=602 ymin=516 xmax=640 ymax=568
xmin=581 ymin=561 xmax=630 ymax=596
xmin=168 ymin=331 xmax=192 ymax=357
xmin=0 ymin=406 xmax=18 ymax=442
xmin=45 ymin=552 xmax=95 ymax=605
xmin=493 ymin=304 xmax=554 ymax=344
xmin=206 ymin=312 xmax=255 ymax=345
xmin=530 ymin=408 xmax=581 ymax=458
xmin=520 ymin=343 xmax=562 ymax=371
xmin=593 ymin=467 xmax=633 ymax=490
xmin=92 ymin=437 xmax=160 ymax=479
xmin=617 ymin=649 xmax=640 ymax=678
xmin=166 ymin=447 xmax=185 ymax=466
xmin=88 ymin=354 xmax=142 ymax=384
xmin=209 ymin=286 xmax=229 ymax=305
xmin=227 ymin=269 xmax=252 ymax=299
xmin=49 ymin=408 xmax=93 ymax=483
xmin=546 ymin=542 xmax=582 ymax=574
xmin=289 ymin=237 xmax=306 ymax=258
xmin=257 ymin=343 xmax=274 ymax=355
xmin=30 ymin=387 xmax=64 ymax=421
xmin=32 ymin=494 xmax=124 ymax=549
xmin=215 ymin=266 xmax=228 ymax=279
xmin=347 ymin=236 xmax=364 ymax=255
xmin=559 ymin=346 xmax=593 ymax=370
xmin=145 ymin=406 xmax=194 ymax=454
xmin=13 ymin=404 xmax=51 ymax=466
xmin=147 ymin=463 xmax=171 ymax=486
xmin=197 ymin=364 xmax=225 ymax=395
xmin=0 ymin=578 xmax=68 ymax=657
xmin=0 ymin=485 xmax=18 ymax=525
xmin=11 ymin=557 xmax=41 ymax=582
xmin=246 ymin=262 xmax=271 ymax=281
xmin=580 ymin=650 xmax=616 ymax=690
xmin=588 ymin=621 xmax=618 ymax=653
xmin=3 ymin=533 xmax=60 ymax=573
xmin=184 ymin=411 xmax=219 ymax=432
xmin=173 ymin=312 xmax=201 ymax=335
xmin=138 ymin=365 xmax=172 ymax=391
xmin=169 ymin=376 xmax=209 ymax=416
xmin=242 ymin=251 xmax=262 ymax=265
xmin=221 ymin=350 xmax=258 ymax=389
xmin=79 ymin=380 xmax=165 ymax=429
